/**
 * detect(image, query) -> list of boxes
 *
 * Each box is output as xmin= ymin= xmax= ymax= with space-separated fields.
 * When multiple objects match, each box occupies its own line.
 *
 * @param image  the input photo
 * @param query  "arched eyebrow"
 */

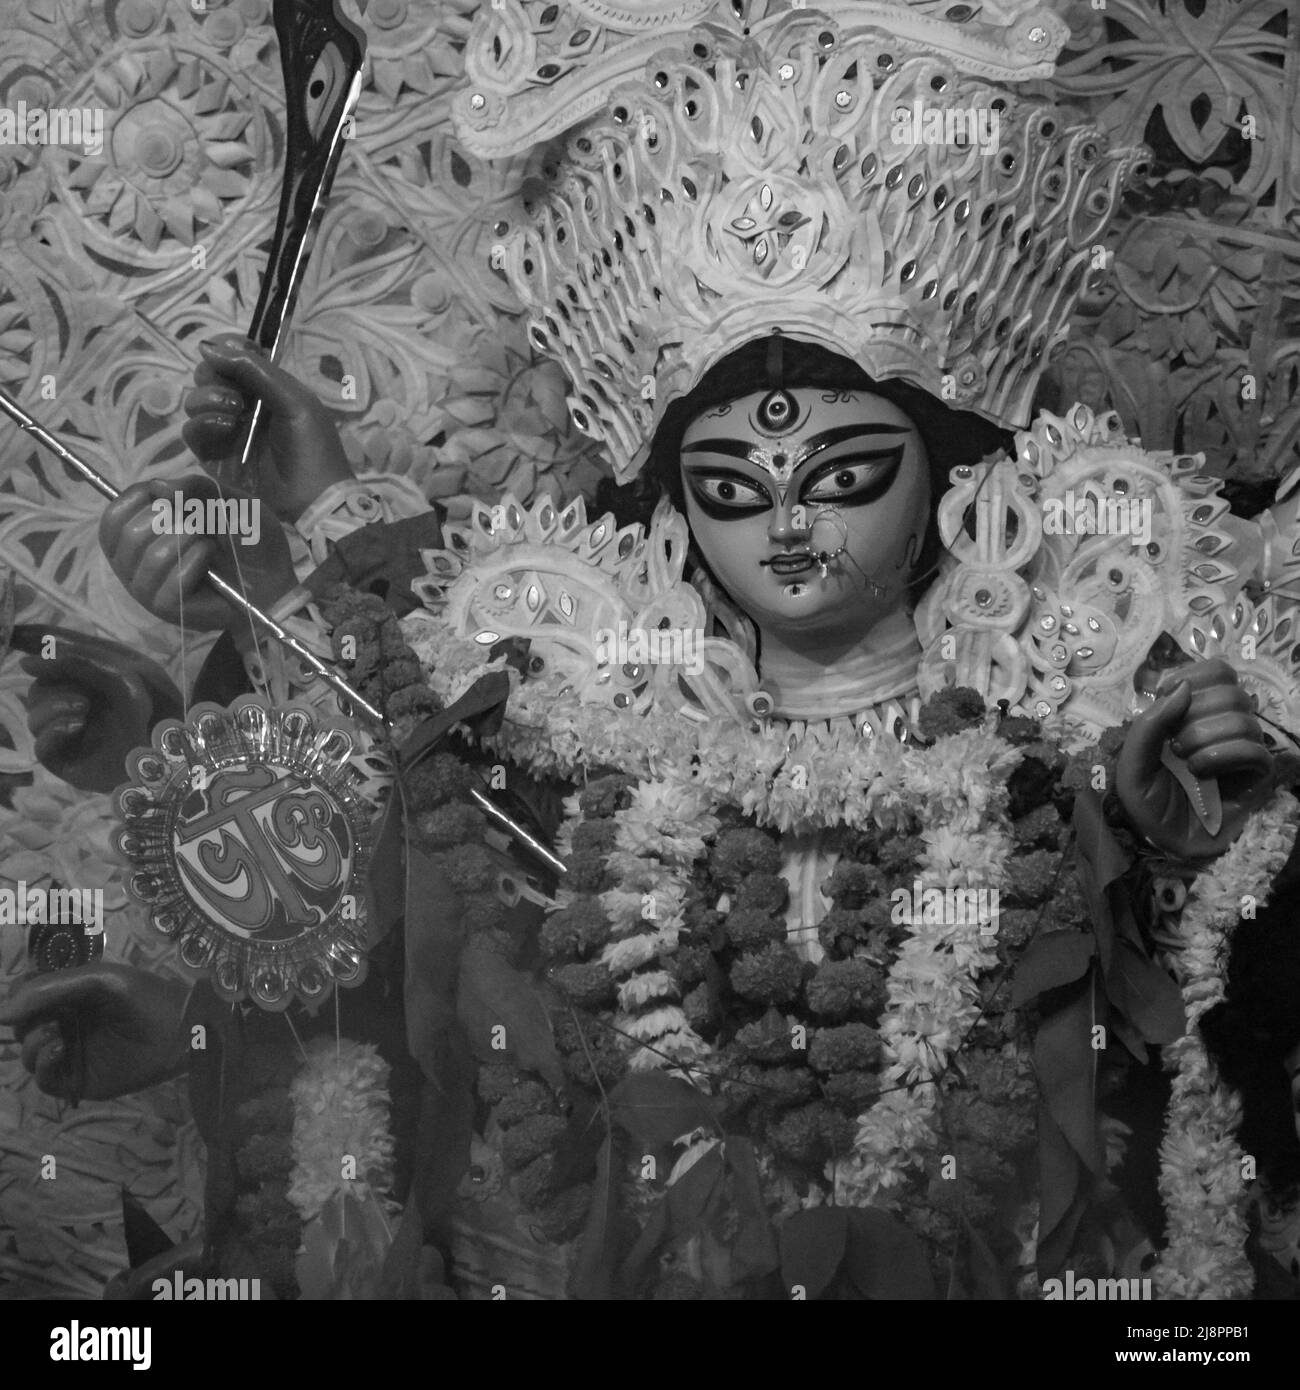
xmin=682 ymin=423 xmax=910 ymax=467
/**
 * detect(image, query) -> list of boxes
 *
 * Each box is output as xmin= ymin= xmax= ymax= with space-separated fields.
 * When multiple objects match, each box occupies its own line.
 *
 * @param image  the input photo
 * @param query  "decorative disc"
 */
xmin=113 ymin=698 xmax=375 ymax=1012
xmin=29 ymin=919 xmax=105 ymax=974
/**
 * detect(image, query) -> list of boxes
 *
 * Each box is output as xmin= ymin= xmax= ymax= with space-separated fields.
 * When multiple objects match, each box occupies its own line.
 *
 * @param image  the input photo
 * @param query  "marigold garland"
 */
xmin=356 ymin=593 xmax=1300 ymax=1296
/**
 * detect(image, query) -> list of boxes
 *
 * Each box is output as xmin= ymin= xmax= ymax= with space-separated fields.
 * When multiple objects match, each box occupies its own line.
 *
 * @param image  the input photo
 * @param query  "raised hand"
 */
xmin=184 ymin=334 xmax=354 ymax=523
xmin=0 ymin=962 xmax=190 ymax=1102
xmin=14 ymin=626 xmax=182 ymax=792
xmin=99 ymin=472 xmax=297 ymax=631
xmin=1116 ymin=657 xmax=1274 ymax=862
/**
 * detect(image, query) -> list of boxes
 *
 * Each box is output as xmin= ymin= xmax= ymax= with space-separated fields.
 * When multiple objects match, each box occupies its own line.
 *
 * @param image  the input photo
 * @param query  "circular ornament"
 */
xmin=113 ymin=699 xmax=376 ymax=1012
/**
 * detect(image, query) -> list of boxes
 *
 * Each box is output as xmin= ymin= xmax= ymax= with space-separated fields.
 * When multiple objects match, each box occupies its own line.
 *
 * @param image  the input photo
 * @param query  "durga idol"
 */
xmin=6 ymin=2 xmax=1300 ymax=1302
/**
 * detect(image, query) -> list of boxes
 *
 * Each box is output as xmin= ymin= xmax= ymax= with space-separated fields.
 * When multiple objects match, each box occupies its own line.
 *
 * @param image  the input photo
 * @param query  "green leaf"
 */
xmin=296 ymin=1192 xmax=392 ymax=1300
xmin=571 ymin=1134 xmax=620 ymax=1300
xmin=1012 ymin=931 xmax=1096 ymax=1007
xmin=456 ymin=937 xmax=564 ymax=1089
xmin=1032 ymin=975 xmax=1102 ymax=1173
xmin=608 ymin=1071 xmax=720 ymax=1147
xmin=842 ymin=1208 xmax=935 ymax=1300
xmin=364 ymin=787 xmax=405 ymax=949
xmin=1035 ymin=1099 xmax=1086 ymax=1279
xmin=548 ymin=1095 xmax=605 ymax=1189
xmin=779 ymin=1208 xmax=848 ymax=1300
xmin=121 ymin=1190 xmax=174 ymax=1268
xmin=1106 ymin=938 xmax=1185 ymax=1047
xmin=620 ymin=1193 xmax=671 ymax=1295
xmin=960 ymin=1216 xmax=1007 ymax=1301
xmin=1071 ymin=788 xmax=1135 ymax=977
xmin=398 ymin=670 xmax=511 ymax=769
xmin=726 ymin=1139 xmax=779 ymax=1282
xmin=666 ymin=1146 xmax=724 ymax=1239
xmin=378 ymin=1198 xmax=425 ymax=1300
xmin=303 ymin=510 xmax=447 ymax=618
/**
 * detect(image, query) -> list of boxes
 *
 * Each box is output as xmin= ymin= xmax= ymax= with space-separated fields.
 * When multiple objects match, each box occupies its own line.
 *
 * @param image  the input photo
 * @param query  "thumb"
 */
xmin=1119 ymin=681 xmax=1193 ymax=786
xmin=0 ymin=967 xmax=107 ymax=1029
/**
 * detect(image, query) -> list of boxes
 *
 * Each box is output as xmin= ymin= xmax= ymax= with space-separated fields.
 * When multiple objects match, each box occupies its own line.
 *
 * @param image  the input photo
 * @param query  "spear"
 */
xmin=232 ymin=0 xmax=365 ymax=488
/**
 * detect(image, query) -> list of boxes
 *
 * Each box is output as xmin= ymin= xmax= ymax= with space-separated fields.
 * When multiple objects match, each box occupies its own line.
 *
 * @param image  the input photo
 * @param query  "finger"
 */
xmin=29 ymin=655 xmax=148 ymax=720
xmin=197 ymin=339 xmax=310 ymax=421
xmin=0 ymin=967 xmax=107 ymax=1028
xmin=1119 ymin=681 xmax=1193 ymax=784
xmin=128 ymin=528 xmax=217 ymax=605
xmin=20 ymin=1019 xmax=62 ymax=1073
xmin=184 ymin=384 xmax=247 ymax=418
xmin=30 ymin=699 xmax=93 ymax=761
xmin=33 ymin=1031 xmax=76 ymax=1098
xmin=1185 ymin=734 xmax=1273 ymax=782
xmin=26 ymin=687 xmax=91 ymax=737
xmin=13 ymin=624 xmax=158 ymax=668
xmin=1175 ymin=711 xmax=1264 ymax=760
xmin=149 ymin=544 xmax=233 ymax=627
xmin=99 ymin=479 xmax=175 ymax=559
xmin=1155 ymin=658 xmax=1237 ymax=697
xmin=1171 ymin=682 xmax=1254 ymax=726
xmin=183 ymin=412 xmax=245 ymax=464
xmin=24 ymin=652 xmax=133 ymax=696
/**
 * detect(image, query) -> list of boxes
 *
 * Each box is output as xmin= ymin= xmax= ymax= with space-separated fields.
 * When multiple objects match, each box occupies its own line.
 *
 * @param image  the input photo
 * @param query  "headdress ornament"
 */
xmin=454 ymin=0 xmax=1150 ymax=483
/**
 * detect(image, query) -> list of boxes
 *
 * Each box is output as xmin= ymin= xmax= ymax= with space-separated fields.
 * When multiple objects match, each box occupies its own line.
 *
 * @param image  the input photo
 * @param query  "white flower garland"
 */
xmin=553 ymin=775 xmax=718 ymax=1071
xmin=544 ymin=709 xmax=1026 ymax=1198
xmin=1151 ymin=789 xmax=1299 ymax=1300
xmin=835 ymin=724 xmax=1022 ymax=1204
xmin=404 ymin=603 xmax=1300 ymax=1273
xmin=401 ymin=609 xmax=912 ymax=833
xmin=288 ymin=1037 xmax=400 ymax=1225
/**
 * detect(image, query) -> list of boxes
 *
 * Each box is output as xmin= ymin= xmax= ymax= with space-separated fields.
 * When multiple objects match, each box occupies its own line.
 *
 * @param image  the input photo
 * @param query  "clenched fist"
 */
xmin=15 ymin=626 xmax=181 ymax=792
xmin=1117 ymin=657 xmax=1274 ymax=862
xmin=99 ymin=473 xmax=297 ymax=630
xmin=0 ymin=963 xmax=189 ymax=1102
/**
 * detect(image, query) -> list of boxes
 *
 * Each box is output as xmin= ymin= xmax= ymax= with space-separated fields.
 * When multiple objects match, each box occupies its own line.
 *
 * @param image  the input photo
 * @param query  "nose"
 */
xmin=768 ymin=500 xmax=810 ymax=546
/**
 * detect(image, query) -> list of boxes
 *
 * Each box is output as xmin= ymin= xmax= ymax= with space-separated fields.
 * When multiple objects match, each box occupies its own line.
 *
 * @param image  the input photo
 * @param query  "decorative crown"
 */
xmin=455 ymin=3 xmax=1149 ymax=483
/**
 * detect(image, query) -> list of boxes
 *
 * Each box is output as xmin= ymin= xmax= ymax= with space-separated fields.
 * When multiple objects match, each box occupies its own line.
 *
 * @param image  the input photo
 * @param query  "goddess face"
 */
xmin=678 ymin=387 xmax=931 ymax=642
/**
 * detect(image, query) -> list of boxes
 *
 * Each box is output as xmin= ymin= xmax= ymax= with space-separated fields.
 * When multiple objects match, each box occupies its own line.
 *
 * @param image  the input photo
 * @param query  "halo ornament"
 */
xmin=113 ymin=698 xmax=375 ymax=1012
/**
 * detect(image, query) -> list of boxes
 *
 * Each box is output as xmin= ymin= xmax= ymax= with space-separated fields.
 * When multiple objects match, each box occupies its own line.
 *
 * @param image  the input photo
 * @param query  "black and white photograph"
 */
xmin=0 ymin=0 xmax=1295 ymax=1354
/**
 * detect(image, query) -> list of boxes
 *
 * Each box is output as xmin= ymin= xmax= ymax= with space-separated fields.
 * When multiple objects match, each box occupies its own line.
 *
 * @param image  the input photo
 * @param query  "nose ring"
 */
xmin=809 ymin=508 xmax=849 ymax=580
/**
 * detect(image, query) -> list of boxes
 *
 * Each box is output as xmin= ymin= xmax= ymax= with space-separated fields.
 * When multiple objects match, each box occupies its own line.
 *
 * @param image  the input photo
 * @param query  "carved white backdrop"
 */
xmin=0 ymin=0 xmax=1294 ymax=1296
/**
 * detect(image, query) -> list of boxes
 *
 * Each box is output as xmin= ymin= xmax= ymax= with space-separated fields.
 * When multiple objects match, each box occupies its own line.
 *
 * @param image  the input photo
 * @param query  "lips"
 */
xmin=764 ymin=552 xmax=816 ymax=576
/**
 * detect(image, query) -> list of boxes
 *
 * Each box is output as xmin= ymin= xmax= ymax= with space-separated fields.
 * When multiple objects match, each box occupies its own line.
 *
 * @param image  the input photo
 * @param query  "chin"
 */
xmin=755 ymin=582 xmax=894 ymax=633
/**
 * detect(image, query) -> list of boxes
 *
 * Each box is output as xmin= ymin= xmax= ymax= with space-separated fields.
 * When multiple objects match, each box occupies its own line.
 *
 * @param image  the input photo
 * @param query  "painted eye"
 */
xmin=804 ymin=463 xmax=877 ymax=501
xmin=802 ymin=449 xmax=905 ymax=503
xmin=693 ymin=476 xmax=768 ymax=507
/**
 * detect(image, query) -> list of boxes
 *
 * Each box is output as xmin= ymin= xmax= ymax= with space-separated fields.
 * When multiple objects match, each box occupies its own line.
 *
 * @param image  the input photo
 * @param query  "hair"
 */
xmin=594 ymin=335 xmax=1015 ymax=612
xmin=1200 ymin=828 xmax=1300 ymax=1200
